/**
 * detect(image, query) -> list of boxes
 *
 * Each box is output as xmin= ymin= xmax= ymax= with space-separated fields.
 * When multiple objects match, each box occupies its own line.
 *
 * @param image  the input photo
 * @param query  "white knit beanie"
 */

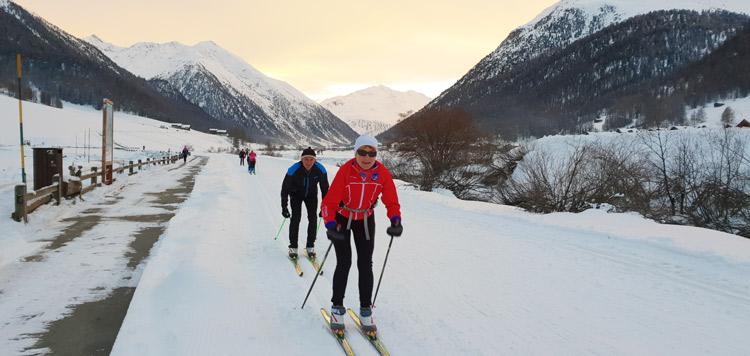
xmin=354 ymin=135 xmax=378 ymax=154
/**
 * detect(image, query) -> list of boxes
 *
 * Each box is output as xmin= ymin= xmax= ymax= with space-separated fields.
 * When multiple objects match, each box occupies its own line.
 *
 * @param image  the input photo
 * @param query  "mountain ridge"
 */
xmin=84 ymin=36 xmax=358 ymax=145
xmin=406 ymin=0 xmax=750 ymax=141
xmin=0 ymin=1 xmax=223 ymax=132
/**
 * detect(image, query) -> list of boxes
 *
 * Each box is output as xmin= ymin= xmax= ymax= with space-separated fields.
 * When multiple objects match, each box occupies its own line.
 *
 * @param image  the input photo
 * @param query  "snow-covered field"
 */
xmin=0 ymin=94 xmax=234 ymax=266
xmin=1 ymin=96 xmax=749 ymax=355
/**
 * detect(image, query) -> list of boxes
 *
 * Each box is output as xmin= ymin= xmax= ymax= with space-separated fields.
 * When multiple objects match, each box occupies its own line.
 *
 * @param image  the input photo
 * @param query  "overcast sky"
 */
xmin=13 ymin=0 xmax=558 ymax=100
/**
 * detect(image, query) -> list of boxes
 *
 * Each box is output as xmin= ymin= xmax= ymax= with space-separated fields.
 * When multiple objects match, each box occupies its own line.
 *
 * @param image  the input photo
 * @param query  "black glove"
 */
xmin=326 ymin=221 xmax=346 ymax=241
xmin=386 ymin=218 xmax=403 ymax=237
xmin=282 ymin=207 xmax=290 ymax=218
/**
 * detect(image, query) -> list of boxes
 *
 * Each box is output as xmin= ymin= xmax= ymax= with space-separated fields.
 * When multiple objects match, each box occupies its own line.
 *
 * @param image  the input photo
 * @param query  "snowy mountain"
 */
xmin=464 ymin=0 xmax=750 ymax=86
xmin=84 ymin=36 xmax=358 ymax=146
xmin=321 ymin=85 xmax=431 ymax=136
xmin=0 ymin=1 xmax=219 ymax=130
xmin=412 ymin=0 xmax=750 ymax=141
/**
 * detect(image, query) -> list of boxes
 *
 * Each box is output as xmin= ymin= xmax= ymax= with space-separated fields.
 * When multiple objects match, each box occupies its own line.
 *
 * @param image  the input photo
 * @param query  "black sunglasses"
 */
xmin=357 ymin=149 xmax=377 ymax=157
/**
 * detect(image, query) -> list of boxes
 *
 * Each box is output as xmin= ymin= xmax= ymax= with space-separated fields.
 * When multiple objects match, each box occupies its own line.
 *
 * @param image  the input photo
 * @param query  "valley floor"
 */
xmin=1 ymin=152 xmax=749 ymax=355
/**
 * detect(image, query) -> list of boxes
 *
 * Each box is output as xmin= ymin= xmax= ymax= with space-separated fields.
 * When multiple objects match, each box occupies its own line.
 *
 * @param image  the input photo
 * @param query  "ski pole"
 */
xmin=315 ymin=217 xmax=322 ymax=237
xmin=301 ymin=241 xmax=333 ymax=309
xmin=372 ymin=235 xmax=395 ymax=308
xmin=274 ymin=218 xmax=287 ymax=240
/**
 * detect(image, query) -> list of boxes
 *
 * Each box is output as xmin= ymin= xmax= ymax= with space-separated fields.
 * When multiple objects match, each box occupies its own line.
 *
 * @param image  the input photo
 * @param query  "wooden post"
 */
xmin=13 ymin=184 xmax=27 ymax=223
xmin=138 ymin=159 xmax=142 ymax=170
xmin=129 ymin=161 xmax=134 ymax=175
xmin=91 ymin=167 xmax=98 ymax=185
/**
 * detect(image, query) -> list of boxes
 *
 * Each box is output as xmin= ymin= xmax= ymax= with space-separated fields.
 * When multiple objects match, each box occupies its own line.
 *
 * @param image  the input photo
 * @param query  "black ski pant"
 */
xmin=331 ymin=212 xmax=375 ymax=308
xmin=289 ymin=195 xmax=318 ymax=249
xmin=240 ymin=157 xmax=245 ymax=165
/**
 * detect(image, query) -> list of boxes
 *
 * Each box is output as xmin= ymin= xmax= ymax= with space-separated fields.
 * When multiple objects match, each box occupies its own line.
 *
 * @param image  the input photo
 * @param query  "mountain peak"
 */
xmin=195 ymin=40 xmax=220 ymax=48
xmin=322 ymin=85 xmax=431 ymax=135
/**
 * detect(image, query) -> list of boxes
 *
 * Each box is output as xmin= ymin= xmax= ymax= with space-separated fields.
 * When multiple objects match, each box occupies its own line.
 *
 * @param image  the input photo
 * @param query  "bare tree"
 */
xmin=721 ymin=106 xmax=736 ymax=126
xmin=687 ymin=129 xmax=750 ymax=235
xmin=691 ymin=108 xmax=707 ymax=125
xmin=638 ymin=130 xmax=679 ymax=217
xmin=584 ymin=139 xmax=652 ymax=212
xmin=393 ymin=108 xmax=484 ymax=192
xmin=499 ymin=140 xmax=598 ymax=213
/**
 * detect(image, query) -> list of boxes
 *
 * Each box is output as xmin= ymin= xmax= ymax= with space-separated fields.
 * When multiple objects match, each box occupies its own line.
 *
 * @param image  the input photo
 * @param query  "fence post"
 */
xmin=91 ymin=167 xmax=98 ymax=185
xmin=13 ymin=184 xmax=27 ymax=223
xmin=138 ymin=159 xmax=142 ymax=171
xmin=129 ymin=161 xmax=134 ymax=175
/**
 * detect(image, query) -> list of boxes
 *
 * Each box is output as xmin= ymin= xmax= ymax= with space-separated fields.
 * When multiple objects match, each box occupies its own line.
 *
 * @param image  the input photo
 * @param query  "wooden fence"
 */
xmin=12 ymin=154 xmax=181 ymax=222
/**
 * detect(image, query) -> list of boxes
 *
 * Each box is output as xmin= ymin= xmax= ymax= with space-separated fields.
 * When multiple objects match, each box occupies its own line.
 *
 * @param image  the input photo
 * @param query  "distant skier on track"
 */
xmin=281 ymin=147 xmax=329 ymax=258
xmin=321 ymin=135 xmax=402 ymax=333
xmin=248 ymin=150 xmax=257 ymax=174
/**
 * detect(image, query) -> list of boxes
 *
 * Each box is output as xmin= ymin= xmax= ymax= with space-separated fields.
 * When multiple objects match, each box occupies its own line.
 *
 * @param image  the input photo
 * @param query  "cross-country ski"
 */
xmin=321 ymin=308 xmax=356 ymax=356
xmin=347 ymin=308 xmax=390 ymax=356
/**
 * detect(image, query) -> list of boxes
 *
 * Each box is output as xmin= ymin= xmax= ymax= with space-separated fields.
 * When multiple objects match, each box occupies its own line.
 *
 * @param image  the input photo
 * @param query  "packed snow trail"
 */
xmin=111 ymin=153 xmax=750 ymax=356
xmin=0 ymin=156 xmax=205 ymax=355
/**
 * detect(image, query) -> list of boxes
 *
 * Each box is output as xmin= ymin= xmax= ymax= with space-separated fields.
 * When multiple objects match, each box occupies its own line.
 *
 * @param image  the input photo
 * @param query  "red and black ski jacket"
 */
xmin=321 ymin=158 xmax=401 ymax=226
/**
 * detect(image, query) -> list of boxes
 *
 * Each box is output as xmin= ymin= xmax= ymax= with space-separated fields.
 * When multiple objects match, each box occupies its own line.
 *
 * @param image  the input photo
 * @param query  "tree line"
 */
xmin=383 ymin=108 xmax=750 ymax=238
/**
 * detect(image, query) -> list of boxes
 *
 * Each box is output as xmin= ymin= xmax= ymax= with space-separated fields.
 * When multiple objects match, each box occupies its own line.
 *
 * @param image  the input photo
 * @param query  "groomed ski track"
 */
xmin=111 ymin=153 xmax=750 ymax=356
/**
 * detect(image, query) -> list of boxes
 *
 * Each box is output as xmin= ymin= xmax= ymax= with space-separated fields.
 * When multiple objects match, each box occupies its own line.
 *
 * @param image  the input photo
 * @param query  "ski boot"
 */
xmin=330 ymin=305 xmax=346 ymax=335
xmin=305 ymin=247 xmax=316 ymax=258
xmin=288 ymin=248 xmax=298 ymax=259
xmin=359 ymin=307 xmax=377 ymax=334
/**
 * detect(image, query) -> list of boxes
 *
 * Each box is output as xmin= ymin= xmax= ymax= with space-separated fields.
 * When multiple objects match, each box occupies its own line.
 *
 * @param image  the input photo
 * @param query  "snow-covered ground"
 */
xmin=0 ymin=94 xmax=233 ymax=269
xmin=1 ymin=95 xmax=749 ymax=355
xmin=590 ymin=96 xmax=750 ymax=132
xmin=114 ymin=154 xmax=750 ymax=356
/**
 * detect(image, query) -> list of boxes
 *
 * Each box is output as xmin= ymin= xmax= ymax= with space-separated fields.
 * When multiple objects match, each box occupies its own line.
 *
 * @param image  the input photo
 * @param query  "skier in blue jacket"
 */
xmin=281 ymin=147 xmax=329 ymax=258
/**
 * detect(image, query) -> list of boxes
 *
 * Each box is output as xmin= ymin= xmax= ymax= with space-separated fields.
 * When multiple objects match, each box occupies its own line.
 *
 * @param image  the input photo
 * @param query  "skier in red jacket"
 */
xmin=321 ymin=134 xmax=402 ymax=334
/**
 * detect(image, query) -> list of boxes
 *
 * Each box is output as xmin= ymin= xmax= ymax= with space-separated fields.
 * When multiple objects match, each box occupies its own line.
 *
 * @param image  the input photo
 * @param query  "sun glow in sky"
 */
xmin=13 ymin=0 xmax=558 ymax=100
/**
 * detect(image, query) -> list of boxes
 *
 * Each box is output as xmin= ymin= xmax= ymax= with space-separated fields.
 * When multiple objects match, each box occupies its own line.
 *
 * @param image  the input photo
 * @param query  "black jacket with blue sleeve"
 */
xmin=281 ymin=162 xmax=329 ymax=208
